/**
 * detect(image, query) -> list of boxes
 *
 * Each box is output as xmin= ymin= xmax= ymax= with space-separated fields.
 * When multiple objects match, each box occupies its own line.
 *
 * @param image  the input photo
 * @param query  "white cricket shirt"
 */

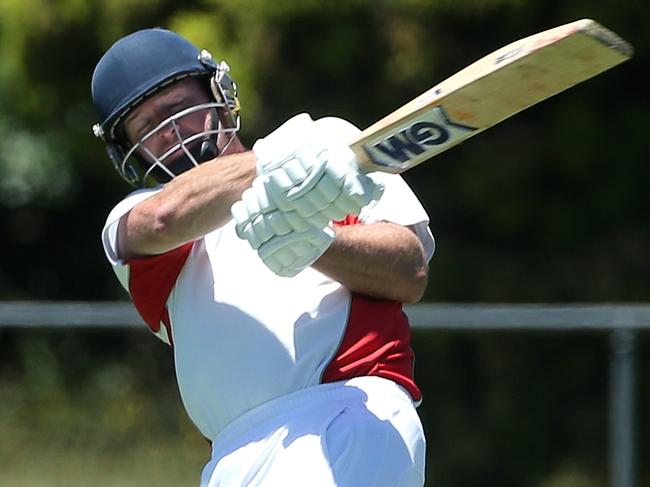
xmin=101 ymin=117 xmax=434 ymax=441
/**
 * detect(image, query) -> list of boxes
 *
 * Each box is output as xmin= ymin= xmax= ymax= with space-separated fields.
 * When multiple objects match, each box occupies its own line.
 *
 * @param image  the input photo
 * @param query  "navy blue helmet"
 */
xmin=91 ymin=28 xmax=240 ymax=186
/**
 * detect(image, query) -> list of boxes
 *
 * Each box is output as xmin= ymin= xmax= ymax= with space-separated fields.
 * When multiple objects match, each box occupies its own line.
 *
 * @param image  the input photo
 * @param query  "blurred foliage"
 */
xmin=0 ymin=328 xmax=208 ymax=486
xmin=0 ymin=0 xmax=648 ymax=486
xmin=0 ymin=0 xmax=647 ymax=301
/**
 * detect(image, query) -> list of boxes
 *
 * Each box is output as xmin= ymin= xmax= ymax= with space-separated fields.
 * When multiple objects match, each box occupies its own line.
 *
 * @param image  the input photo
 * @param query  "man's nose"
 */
xmin=150 ymin=123 xmax=180 ymax=155
xmin=156 ymin=122 xmax=178 ymax=142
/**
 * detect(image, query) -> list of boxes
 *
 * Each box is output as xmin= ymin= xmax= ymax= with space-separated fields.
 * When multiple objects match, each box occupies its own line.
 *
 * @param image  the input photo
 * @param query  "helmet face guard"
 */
xmin=117 ymin=99 xmax=240 ymax=186
xmin=91 ymin=29 xmax=241 ymax=187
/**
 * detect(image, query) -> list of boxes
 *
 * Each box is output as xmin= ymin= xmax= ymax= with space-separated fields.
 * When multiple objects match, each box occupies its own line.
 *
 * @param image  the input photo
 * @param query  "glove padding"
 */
xmin=253 ymin=113 xmax=383 ymax=223
xmin=231 ymin=183 xmax=312 ymax=250
xmin=230 ymin=175 xmax=335 ymax=276
xmin=258 ymin=226 xmax=335 ymax=277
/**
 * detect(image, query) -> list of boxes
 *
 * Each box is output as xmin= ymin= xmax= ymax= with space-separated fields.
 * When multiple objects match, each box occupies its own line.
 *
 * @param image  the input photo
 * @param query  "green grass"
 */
xmin=0 ymin=438 xmax=207 ymax=487
xmin=0 ymin=331 xmax=210 ymax=486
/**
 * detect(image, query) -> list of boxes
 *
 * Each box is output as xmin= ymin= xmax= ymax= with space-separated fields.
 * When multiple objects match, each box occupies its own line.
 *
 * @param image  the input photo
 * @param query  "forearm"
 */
xmin=120 ymin=151 xmax=256 ymax=258
xmin=312 ymin=222 xmax=429 ymax=303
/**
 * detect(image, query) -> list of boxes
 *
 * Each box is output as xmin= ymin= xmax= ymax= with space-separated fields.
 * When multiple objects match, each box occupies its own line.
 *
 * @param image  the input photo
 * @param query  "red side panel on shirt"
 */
xmin=324 ymin=215 xmax=422 ymax=401
xmin=322 ymin=294 xmax=422 ymax=401
xmin=127 ymin=242 xmax=194 ymax=339
xmin=333 ymin=214 xmax=361 ymax=226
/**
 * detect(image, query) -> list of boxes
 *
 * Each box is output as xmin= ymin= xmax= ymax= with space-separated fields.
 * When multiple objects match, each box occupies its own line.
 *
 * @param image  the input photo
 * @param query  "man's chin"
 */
xmin=144 ymin=137 xmax=223 ymax=184
xmin=147 ymin=154 xmax=197 ymax=184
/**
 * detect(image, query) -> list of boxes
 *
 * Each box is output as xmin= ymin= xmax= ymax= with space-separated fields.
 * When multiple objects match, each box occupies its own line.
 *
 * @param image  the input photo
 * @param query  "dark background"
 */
xmin=0 ymin=1 xmax=647 ymax=485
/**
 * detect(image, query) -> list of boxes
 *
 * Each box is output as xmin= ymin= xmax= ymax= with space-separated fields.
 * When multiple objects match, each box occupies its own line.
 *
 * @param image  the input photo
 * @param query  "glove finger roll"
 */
xmin=231 ymin=200 xmax=253 ymax=234
xmin=284 ymin=148 xmax=328 ymax=199
xmin=306 ymin=212 xmax=332 ymax=229
xmin=241 ymin=187 xmax=262 ymax=216
xmin=239 ymin=222 xmax=265 ymax=250
xmin=283 ymin=210 xmax=312 ymax=232
xmin=251 ymin=176 xmax=274 ymax=212
xmin=265 ymin=211 xmax=293 ymax=236
xmin=281 ymin=157 xmax=309 ymax=185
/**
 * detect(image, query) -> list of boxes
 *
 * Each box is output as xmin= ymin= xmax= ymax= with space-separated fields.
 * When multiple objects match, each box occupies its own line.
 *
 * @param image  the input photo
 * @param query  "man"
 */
xmin=92 ymin=27 xmax=434 ymax=486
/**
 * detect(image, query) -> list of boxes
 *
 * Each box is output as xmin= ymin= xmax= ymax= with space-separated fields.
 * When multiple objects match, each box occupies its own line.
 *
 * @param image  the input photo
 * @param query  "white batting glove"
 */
xmin=231 ymin=185 xmax=311 ymax=250
xmin=258 ymin=226 xmax=335 ymax=277
xmin=253 ymin=113 xmax=384 ymax=223
xmin=253 ymin=113 xmax=317 ymax=174
xmin=231 ymin=174 xmax=335 ymax=276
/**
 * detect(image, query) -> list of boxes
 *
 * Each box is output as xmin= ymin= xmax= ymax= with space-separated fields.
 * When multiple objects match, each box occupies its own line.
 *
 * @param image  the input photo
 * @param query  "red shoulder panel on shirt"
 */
xmin=127 ymin=242 xmax=194 ymax=336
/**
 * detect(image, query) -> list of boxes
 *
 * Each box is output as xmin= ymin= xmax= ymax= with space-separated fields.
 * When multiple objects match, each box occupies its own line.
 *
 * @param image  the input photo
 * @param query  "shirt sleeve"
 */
xmin=101 ymin=187 xmax=163 ymax=290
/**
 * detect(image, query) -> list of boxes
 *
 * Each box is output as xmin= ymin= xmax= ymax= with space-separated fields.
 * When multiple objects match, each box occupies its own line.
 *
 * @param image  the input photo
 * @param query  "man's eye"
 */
xmin=166 ymin=101 xmax=188 ymax=116
xmin=134 ymin=128 xmax=147 ymax=141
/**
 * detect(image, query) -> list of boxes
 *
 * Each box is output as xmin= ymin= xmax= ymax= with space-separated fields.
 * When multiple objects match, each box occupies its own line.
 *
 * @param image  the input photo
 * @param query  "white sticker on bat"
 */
xmin=362 ymin=106 xmax=477 ymax=172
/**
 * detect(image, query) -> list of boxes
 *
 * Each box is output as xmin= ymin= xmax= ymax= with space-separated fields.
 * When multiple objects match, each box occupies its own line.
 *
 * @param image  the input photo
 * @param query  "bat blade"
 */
xmin=351 ymin=18 xmax=633 ymax=173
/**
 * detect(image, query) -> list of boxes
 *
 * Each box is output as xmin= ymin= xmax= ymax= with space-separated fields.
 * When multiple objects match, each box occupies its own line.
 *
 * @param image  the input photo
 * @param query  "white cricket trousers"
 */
xmin=199 ymin=376 xmax=426 ymax=487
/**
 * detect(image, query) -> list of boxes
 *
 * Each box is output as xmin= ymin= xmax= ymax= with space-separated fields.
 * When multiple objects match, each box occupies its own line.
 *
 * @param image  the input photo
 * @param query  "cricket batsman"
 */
xmin=92 ymin=27 xmax=434 ymax=486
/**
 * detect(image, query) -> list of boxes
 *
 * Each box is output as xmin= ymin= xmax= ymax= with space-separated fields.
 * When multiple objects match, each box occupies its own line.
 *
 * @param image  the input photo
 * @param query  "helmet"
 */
xmin=91 ymin=28 xmax=240 ymax=187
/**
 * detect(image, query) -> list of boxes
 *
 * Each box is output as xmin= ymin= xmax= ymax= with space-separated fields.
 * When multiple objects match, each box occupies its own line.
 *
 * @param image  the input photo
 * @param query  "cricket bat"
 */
xmin=350 ymin=18 xmax=633 ymax=173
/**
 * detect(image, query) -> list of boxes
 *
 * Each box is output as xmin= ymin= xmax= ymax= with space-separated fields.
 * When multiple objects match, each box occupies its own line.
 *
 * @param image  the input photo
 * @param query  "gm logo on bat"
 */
xmin=363 ymin=106 xmax=477 ymax=172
